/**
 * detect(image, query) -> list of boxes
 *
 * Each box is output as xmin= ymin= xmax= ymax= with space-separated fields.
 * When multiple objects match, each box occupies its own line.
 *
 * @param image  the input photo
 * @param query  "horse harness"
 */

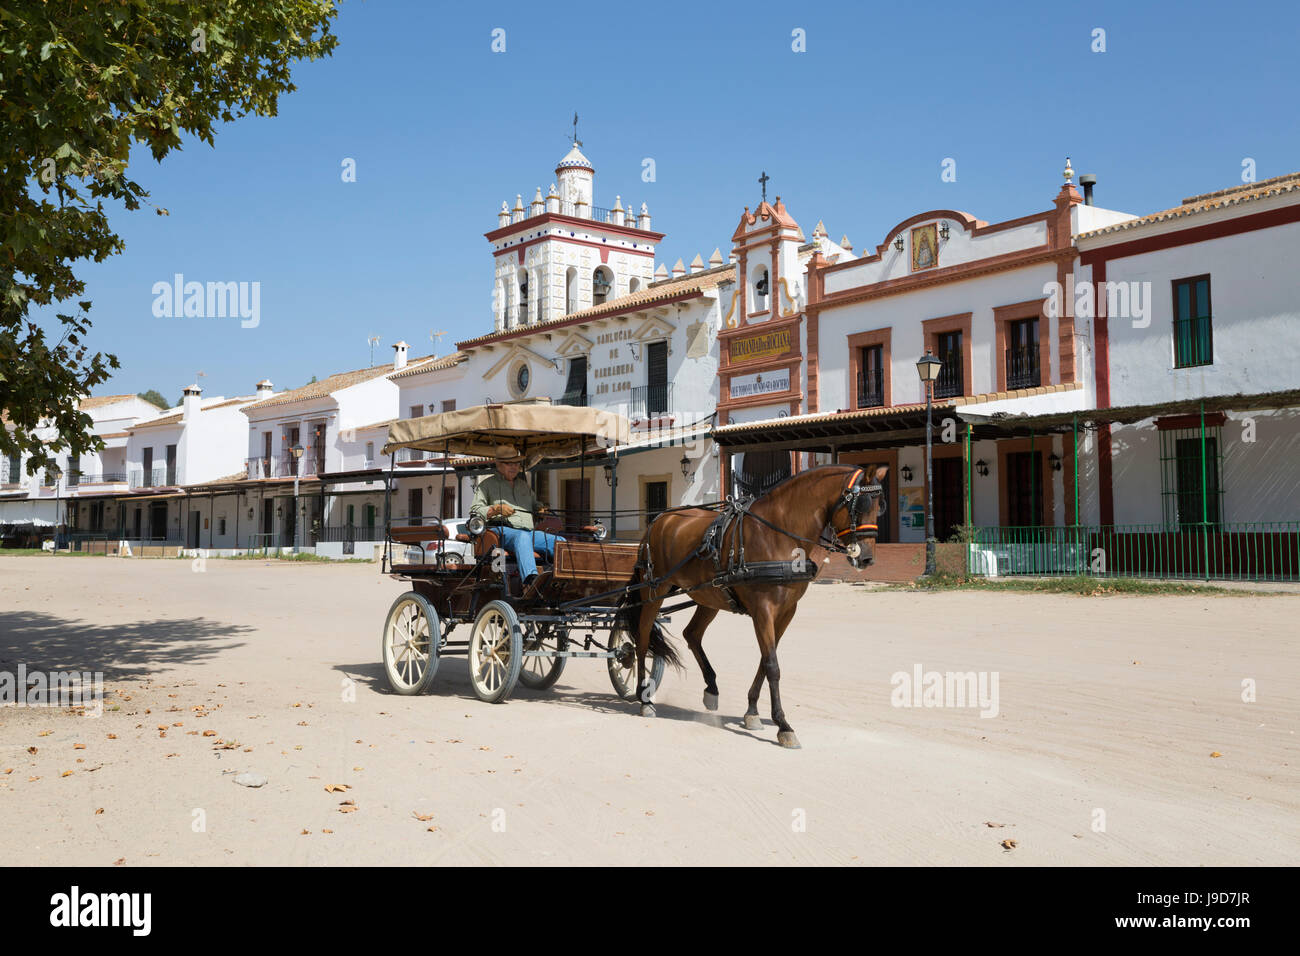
xmin=640 ymin=469 xmax=885 ymax=615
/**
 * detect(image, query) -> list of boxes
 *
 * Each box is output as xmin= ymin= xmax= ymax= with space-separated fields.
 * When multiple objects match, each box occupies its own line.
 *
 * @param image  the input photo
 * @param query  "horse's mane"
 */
xmin=749 ymin=463 xmax=859 ymax=500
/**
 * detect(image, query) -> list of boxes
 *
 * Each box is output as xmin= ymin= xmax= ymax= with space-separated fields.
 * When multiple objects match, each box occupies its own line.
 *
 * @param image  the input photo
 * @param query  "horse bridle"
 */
xmin=828 ymin=468 xmax=884 ymax=558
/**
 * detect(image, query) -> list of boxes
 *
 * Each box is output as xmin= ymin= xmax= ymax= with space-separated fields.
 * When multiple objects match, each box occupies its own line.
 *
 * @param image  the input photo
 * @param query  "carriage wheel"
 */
xmin=518 ymin=622 xmax=568 ymax=691
xmin=381 ymin=592 xmax=440 ymax=695
xmin=468 ymin=600 xmax=523 ymax=703
xmin=607 ymin=626 xmax=667 ymax=701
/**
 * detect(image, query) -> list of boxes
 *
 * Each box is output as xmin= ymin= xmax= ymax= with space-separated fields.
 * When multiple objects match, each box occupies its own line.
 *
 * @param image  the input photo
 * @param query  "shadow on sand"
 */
xmin=0 ymin=610 xmax=252 ymax=681
xmin=332 ymin=658 xmax=782 ymax=745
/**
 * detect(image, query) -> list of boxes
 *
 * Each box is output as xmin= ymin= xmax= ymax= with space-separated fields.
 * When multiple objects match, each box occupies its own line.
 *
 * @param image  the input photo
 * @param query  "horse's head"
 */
xmin=830 ymin=466 xmax=887 ymax=569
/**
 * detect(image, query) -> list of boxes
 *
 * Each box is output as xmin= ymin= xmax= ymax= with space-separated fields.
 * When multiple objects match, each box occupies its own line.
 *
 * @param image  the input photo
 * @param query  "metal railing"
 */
xmin=1174 ymin=315 xmax=1213 ymax=368
xmin=316 ymin=523 xmax=383 ymax=542
xmin=631 ymin=383 xmax=673 ymax=419
xmin=557 ymin=389 xmax=588 ymax=407
xmin=128 ymin=468 xmax=168 ymax=488
xmin=934 ymin=348 xmax=963 ymax=399
xmin=1005 ymin=345 xmax=1041 ymax=390
xmin=856 ymin=368 xmax=884 ymax=409
xmin=967 ymin=522 xmax=1300 ymax=582
xmin=69 ymin=471 xmax=128 ymax=485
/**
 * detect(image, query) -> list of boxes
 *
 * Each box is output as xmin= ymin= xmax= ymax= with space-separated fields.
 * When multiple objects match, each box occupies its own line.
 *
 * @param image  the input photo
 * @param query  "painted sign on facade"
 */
xmin=730 ymin=328 xmax=791 ymax=363
xmin=729 ymin=369 xmax=791 ymax=400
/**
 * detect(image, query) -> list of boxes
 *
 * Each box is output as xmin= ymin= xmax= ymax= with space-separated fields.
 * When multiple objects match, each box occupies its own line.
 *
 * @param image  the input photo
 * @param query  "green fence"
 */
xmin=968 ymin=523 xmax=1300 ymax=582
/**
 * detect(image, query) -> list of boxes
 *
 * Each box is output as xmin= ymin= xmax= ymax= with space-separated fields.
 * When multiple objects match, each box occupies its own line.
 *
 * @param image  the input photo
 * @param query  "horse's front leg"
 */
xmin=683 ymin=605 xmax=720 ymax=711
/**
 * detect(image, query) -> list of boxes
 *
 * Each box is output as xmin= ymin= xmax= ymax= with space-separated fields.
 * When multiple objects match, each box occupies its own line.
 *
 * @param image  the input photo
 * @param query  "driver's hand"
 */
xmin=495 ymin=502 xmax=516 ymax=518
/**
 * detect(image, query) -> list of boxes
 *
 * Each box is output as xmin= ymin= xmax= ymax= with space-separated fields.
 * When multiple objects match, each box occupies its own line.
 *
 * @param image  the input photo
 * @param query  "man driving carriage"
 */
xmin=469 ymin=444 xmax=565 ymax=590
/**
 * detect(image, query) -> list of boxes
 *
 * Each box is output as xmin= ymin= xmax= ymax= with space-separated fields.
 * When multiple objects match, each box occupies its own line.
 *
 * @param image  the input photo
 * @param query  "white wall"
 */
xmin=1101 ymin=219 xmax=1300 ymax=406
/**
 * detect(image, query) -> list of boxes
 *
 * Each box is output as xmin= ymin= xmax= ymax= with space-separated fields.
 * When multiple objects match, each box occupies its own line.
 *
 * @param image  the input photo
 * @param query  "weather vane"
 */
xmin=571 ymin=112 xmax=581 ymax=147
xmin=759 ymin=171 xmax=770 ymax=202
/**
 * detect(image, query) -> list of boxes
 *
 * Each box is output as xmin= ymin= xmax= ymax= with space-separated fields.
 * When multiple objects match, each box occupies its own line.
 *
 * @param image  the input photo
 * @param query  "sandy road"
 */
xmin=0 ymin=555 xmax=1296 ymax=866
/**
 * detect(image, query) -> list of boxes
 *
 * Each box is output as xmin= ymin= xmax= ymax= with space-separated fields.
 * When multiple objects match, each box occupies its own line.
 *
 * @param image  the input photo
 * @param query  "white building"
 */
xmin=1 ymin=393 xmax=164 ymax=543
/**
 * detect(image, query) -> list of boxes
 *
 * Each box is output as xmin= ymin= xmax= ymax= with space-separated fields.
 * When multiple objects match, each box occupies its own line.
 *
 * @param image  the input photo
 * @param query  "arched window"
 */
xmin=628 ymin=277 xmax=641 ymax=294
xmin=518 ymin=271 xmax=529 ymax=325
xmin=592 ymin=266 xmax=613 ymax=305
xmin=752 ymin=265 xmax=769 ymax=313
xmin=565 ymin=266 xmax=578 ymax=314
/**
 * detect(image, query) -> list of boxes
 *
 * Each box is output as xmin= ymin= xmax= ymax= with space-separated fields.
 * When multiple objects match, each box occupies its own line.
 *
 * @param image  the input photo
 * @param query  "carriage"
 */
xmin=377 ymin=402 xmax=669 ymax=704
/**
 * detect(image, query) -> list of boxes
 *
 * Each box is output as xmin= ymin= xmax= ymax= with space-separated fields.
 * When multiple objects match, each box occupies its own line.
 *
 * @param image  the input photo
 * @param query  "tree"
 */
xmin=137 ymin=390 xmax=168 ymax=411
xmin=1 ymin=1 xmax=338 ymax=473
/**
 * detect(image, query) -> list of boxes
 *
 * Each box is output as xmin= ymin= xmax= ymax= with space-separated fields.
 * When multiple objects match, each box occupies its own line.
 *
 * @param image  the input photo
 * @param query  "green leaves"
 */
xmin=1 ymin=0 xmax=339 ymax=469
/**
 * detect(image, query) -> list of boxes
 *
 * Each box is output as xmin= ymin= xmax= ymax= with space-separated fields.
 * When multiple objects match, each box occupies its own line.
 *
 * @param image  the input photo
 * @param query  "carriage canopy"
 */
xmin=381 ymin=401 xmax=630 ymax=460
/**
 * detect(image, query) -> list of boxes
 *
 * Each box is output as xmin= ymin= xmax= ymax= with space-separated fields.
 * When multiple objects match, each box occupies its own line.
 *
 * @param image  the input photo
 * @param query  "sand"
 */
xmin=0 ymin=555 xmax=1296 ymax=865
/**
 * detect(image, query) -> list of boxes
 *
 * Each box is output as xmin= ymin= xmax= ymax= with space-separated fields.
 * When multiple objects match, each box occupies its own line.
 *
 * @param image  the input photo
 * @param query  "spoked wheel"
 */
xmin=468 ymin=600 xmax=523 ymax=703
xmin=607 ymin=626 xmax=667 ymax=701
xmin=518 ymin=622 xmax=568 ymax=691
xmin=381 ymin=592 xmax=440 ymax=695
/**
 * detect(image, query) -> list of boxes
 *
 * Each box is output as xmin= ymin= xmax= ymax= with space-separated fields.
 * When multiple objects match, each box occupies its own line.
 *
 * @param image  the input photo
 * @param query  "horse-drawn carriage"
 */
xmin=377 ymin=400 xmax=888 ymax=748
xmin=378 ymin=402 xmax=669 ymax=704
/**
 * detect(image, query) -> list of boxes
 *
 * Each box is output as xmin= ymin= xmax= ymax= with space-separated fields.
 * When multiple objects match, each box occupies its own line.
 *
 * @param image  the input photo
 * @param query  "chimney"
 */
xmin=182 ymin=384 xmax=202 ymax=421
xmin=1079 ymin=174 xmax=1097 ymax=206
xmin=393 ymin=340 xmax=409 ymax=371
xmin=256 ymin=379 xmax=274 ymax=398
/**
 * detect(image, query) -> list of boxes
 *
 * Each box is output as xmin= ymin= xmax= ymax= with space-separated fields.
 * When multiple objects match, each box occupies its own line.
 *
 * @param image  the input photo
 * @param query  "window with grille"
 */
xmin=934 ymin=331 xmax=963 ymax=398
xmin=1160 ymin=427 xmax=1223 ymax=527
xmin=858 ymin=346 xmax=883 ymax=408
xmin=1172 ymin=275 xmax=1213 ymax=368
xmin=646 ymin=481 xmax=668 ymax=523
xmin=1005 ymin=318 xmax=1040 ymax=389
xmin=562 ymin=356 xmax=588 ymax=406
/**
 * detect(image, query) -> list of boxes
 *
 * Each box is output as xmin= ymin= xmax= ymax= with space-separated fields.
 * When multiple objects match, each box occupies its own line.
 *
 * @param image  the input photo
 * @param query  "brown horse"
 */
xmin=620 ymin=464 xmax=887 ymax=748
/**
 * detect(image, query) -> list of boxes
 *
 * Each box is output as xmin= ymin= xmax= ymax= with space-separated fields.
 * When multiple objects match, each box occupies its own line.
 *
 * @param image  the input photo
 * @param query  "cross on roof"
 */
xmin=758 ymin=171 xmax=770 ymax=202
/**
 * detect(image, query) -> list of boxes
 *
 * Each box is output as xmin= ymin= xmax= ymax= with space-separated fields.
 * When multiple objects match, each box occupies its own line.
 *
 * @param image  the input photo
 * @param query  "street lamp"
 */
xmin=290 ymin=444 xmax=304 ymax=553
xmin=916 ymin=351 xmax=943 ymax=577
xmin=680 ymin=452 xmax=692 ymax=480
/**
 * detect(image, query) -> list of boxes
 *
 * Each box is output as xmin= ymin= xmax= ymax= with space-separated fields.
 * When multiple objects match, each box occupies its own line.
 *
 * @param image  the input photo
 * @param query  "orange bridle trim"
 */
xmin=835 ymin=524 xmax=878 ymax=537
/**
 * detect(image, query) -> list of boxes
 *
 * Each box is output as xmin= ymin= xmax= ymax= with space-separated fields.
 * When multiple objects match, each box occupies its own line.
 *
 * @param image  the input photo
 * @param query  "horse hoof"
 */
xmin=702 ymin=692 xmax=719 ymax=712
xmin=743 ymin=714 xmax=762 ymax=731
xmin=640 ymin=703 xmax=657 ymax=718
xmin=778 ymin=731 xmax=802 ymax=749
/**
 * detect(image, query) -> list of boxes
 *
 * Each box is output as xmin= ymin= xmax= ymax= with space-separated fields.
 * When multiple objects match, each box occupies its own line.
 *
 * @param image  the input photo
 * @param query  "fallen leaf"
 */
xmin=202 ymin=730 xmax=217 ymax=737
xmin=984 ymin=822 xmax=1007 ymax=828
xmin=1210 ymin=751 xmax=1222 ymax=758
xmin=352 ymin=766 xmax=364 ymax=772
xmin=297 ymin=721 xmax=308 ymax=726
xmin=300 ymin=829 xmax=310 ymax=835
xmin=324 ymin=784 xmax=351 ymax=793
xmin=61 ymin=770 xmax=73 ymax=777
xmin=1000 ymin=839 xmax=1018 ymax=850
xmin=412 ymin=811 xmax=433 ymax=821
xmin=172 ymin=722 xmax=183 ymax=727
xmin=38 ymin=731 xmax=52 ymax=737
xmin=95 ymin=808 xmax=104 ymax=815
xmin=27 ymin=747 xmax=37 ymax=755
xmin=29 ymin=776 xmax=40 ymax=781
xmin=73 ymin=744 xmax=86 ymax=750
xmin=322 ymin=828 xmax=334 ymax=834
xmin=426 ymin=826 xmax=438 ymax=832
xmin=113 ymin=858 xmax=125 ymax=866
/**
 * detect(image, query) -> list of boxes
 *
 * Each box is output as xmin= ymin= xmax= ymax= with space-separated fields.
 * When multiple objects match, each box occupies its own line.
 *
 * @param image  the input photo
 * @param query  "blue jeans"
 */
xmin=497 ymin=526 xmax=564 ymax=580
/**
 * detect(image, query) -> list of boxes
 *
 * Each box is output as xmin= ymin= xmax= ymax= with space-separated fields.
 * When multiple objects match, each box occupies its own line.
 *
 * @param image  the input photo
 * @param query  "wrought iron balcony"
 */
xmin=1005 ymin=344 xmax=1041 ymax=390
xmin=557 ymin=389 xmax=589 ymax=407
xmin=69 ymin=471 xmax=128 ymax=485
xmin=856 ymin=368 xmax=884 ymax=409
xmin=933 ymin=348 xmax=963 ymax=400
xmin=631 ymin=383 xmax=673 ymax=419
xmin=128 ymin=468 xmax=168 ymax=489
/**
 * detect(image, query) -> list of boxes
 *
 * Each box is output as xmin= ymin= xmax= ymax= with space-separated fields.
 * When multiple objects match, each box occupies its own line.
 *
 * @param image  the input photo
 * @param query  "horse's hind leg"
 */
xmin=683 ymin=605 xmax=720 ymax=711
xmin=767 ymin=600 xmax=801 ymax=748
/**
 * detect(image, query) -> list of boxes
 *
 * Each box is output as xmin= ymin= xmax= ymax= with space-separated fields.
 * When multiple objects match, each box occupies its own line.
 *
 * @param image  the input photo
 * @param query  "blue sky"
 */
xmin=55 ymin=0 xmax=1297 ymax=403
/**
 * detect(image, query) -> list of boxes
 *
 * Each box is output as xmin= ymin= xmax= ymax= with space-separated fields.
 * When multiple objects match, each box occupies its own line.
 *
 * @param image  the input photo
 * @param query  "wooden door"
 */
xmin=933 ymin=457 xmax=965 ymax=542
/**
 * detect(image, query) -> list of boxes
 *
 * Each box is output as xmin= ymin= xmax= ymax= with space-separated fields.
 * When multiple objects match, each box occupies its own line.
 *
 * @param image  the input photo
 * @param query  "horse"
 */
xmin=618 ymin=463 xmax=887 ymax=748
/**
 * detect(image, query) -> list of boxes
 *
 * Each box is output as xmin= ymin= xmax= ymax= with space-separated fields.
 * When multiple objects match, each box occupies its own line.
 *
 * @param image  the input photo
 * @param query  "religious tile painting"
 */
xmin=911 ymin=223 xmax=939 ymax=272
